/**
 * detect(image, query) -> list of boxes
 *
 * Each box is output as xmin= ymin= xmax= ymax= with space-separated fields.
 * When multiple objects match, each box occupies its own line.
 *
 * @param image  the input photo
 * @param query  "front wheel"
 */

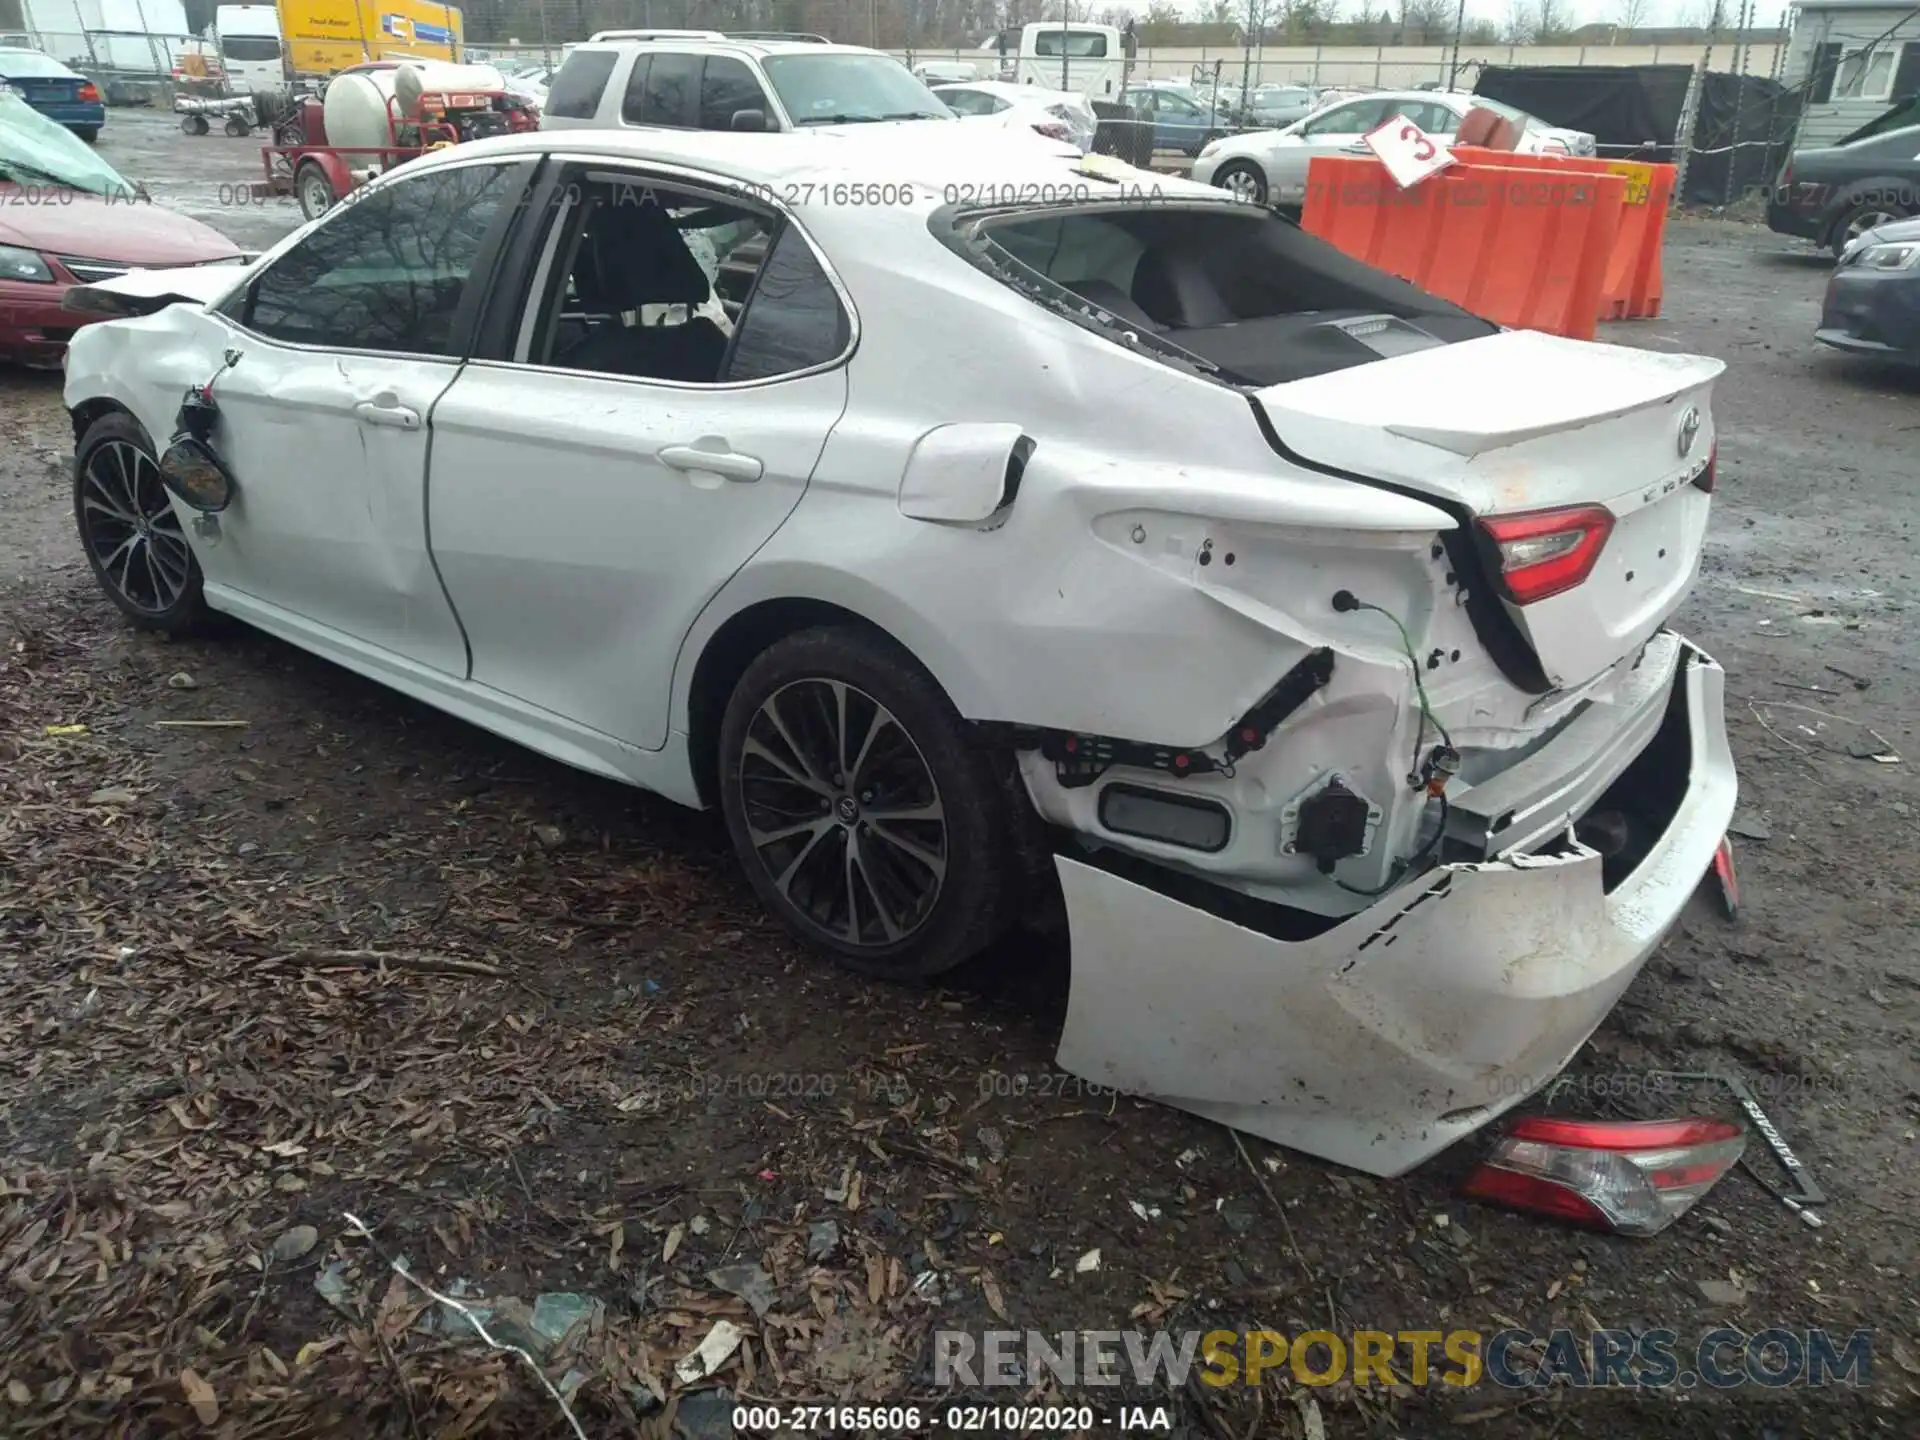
xmin=74 ymin=413 xmax=209 ymax=634
xmin=1213 ymin=158 xmax=1269 ymax=205
xmin=717 ymin=627 xmax=1020 ymax=979
xmin=223 ymin=113 xmax=251 ymax=137
xmin=295 ymin=160 xmax=336 ymax=221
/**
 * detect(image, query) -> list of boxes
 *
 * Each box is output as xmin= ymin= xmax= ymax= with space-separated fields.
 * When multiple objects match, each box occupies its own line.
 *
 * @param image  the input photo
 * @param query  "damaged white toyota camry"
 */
xmin=61 ymin=125 xmax=1735 ymax=1178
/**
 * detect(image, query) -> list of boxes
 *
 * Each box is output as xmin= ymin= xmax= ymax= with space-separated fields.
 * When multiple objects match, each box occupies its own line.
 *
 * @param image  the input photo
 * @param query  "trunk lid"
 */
xmin=1254 ymin=328 xmax=1724 ymax=690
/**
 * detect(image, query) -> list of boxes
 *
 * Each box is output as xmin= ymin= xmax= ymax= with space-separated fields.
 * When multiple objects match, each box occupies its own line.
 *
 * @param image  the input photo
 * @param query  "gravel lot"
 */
xmin=1 ymin=109 xmax=1915 ymax=1437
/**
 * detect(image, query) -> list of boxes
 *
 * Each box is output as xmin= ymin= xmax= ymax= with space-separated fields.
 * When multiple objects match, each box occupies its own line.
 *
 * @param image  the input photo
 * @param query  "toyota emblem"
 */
xmin=1677 ymin=405 xmax=1701 ymax=458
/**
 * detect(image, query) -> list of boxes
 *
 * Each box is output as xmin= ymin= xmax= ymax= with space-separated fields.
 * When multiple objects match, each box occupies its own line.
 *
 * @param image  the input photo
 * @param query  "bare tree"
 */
xmin=1401 ymin=0 xmax=1449 ymax=42
xmin=1500 ymin=0 xmax=1533 ymax=43
xmin=1615 ymin=0 xmax=1651 ymax=33
xmin=1531 ymin=0 xmax=1571 ymax=41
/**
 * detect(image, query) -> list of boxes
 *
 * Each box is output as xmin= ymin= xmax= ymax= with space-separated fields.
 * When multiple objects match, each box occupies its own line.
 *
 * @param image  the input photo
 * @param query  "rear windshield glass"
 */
xmin=547 ymin=47 xmax=617 ymax=118
xmin=0 ymin=51 xmax=73 ymax=76
xmin=1032 ymin=31 xmax=1108 ymax=57
xmin=958 ymin=204 xmax=1497 ymax=387
xmin=220 ymin=37 xmax=282 ymax=62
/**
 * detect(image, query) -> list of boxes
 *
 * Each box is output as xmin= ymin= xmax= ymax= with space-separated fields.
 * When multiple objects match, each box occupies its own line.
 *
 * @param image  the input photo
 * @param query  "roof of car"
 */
xmin=410 ymin=123 xmax=1223 ymax=222
xmin=934 ymin=78 xmax=1062 ymax=100
xmin=569 ymin=36 xmax=890 ymax=60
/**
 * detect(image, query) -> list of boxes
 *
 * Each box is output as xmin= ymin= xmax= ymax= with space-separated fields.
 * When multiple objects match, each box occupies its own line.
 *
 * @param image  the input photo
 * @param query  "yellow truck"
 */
xmin=280 ymin=0 xmax=465 ymax=78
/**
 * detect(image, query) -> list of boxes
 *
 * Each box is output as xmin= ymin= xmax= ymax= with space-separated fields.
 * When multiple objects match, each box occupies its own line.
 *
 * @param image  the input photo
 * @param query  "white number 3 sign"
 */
xmin=1363 ymin=114 xmax=1457 ymax=190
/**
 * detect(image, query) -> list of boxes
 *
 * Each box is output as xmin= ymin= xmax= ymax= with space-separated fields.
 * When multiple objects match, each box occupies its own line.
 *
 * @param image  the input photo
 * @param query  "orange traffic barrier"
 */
xmin=1300 ymin=155 xmax=1625 ymax=342
xmin=1452 ymin=148 xmax=1674 ymax=320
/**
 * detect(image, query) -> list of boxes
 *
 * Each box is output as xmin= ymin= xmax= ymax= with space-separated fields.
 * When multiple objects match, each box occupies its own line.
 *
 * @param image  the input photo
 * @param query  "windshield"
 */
xmin=0 ymin=50 xmax=73 ymax=77
xmin=0 ymin=91 xmax=137 ymax=196
xmin=760 ymin=53 xmax=949 ymax=124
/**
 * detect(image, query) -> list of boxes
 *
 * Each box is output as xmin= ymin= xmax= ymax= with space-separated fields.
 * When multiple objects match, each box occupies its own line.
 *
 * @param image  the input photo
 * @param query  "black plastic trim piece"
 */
xmin=1098 ymin=784 xmax=1233 ymax=853
xmin=1246 ymin=398 xmax=1552 ymax=695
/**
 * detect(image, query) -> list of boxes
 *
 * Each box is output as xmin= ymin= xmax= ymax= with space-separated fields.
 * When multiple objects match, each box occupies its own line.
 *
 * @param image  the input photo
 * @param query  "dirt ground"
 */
xmin=1 ymin=110 xmax=1916 ymax=1438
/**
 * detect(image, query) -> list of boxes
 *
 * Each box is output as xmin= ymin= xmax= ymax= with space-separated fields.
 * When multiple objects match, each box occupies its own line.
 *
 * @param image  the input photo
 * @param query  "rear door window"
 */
xmin=634 ymin=51 xmax=701 ymax=126
xmin=617 ymin=53 xmax=653 ymax=121
xmin=698 ymin=54 xmax=769 ymax=129
xmin=546 ymin=49 xmax=618 ymax=119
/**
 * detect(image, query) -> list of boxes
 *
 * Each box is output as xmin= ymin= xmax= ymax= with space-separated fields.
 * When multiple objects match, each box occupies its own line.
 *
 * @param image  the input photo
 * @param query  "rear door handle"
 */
xmin=354 ymin=399 xmax=421 ymax=430
xmin=658 ymin=441 xmax=763 ymax=483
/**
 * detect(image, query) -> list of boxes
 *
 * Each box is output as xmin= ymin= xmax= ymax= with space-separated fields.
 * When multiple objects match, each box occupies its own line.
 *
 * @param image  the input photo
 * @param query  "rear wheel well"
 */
xmin=686 ymin=598 xmax=902 ymax=809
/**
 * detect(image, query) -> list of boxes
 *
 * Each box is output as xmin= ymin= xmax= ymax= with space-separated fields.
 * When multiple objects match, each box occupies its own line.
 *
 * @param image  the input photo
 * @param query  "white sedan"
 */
xmin=1192 ymin=89 xmax=1597 ymax=206
xmin=933 ymin=78 xmax=1095 ymax=152
xmin=61 ymin=124 xmax=1732 ymax=1178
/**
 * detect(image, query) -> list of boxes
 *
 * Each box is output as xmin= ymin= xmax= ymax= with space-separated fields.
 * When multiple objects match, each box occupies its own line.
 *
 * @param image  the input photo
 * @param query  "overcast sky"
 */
xmin=1125 ymin=0 xmax=1794 ymax=28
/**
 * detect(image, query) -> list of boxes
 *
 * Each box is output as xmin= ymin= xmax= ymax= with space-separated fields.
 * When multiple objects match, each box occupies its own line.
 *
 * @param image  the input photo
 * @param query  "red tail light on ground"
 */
xmin=1479 ymin=504 xmax=1615 ymax=604
xmin=1463 ymin=1115 xmax=1747 ymax=1236
xmin=77 ymin=82 xmax=101 ymax=102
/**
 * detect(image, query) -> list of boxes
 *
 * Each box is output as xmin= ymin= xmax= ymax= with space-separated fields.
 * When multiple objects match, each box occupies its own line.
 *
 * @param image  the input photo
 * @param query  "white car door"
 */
xmin=200 ymin=157 xmax=535 ymax=675
xmin=425 ymin=165 xmax=850 ymax=752
xmin=1267 ymin=96 xmax=1396 ymax=204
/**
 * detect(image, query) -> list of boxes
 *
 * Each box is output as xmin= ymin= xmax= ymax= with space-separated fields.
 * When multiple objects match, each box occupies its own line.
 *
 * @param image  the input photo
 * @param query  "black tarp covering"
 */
xmin=1473 ymin=64 xmax=1802 ymax=205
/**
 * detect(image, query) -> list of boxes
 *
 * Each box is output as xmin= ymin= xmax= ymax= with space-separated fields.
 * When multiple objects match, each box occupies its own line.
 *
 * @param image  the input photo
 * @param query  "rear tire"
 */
xmin=72 ymin=125 xmax=100 ymax=143
xmin=73 ymin=413 xmax=210 ymax=635
xmin=717 ymin=626 xmax=1020 ymax=979
xmin=182 ymin=114 xmax=209 ymax=135
xmin=295 ymin=160 xmax=335 ymax=221
xmin=223 ymin=113 xmax=251 ymax=137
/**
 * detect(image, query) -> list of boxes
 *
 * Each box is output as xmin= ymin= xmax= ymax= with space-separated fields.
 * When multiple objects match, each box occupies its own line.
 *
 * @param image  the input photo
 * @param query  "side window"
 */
xmin=723 ymin=222 xmax=850 ymax=383
xmin=938 ymin=88 xmax=990 ymax=116
xmin=634 ymin=50 xmax=700 ymax=126
xmin=522 ymin=174 xmax=777 ymax=384
xmin=699 ymin=54 xmax=768 ymax=129
xmin=1302 ymin=100 xmax=1376 ymax=135
xmin=617 ymin=52 xmax=653 ymax=122
xmin=1396 ymin=101 xmax=1454 ymax=134
xmin=227 ymin=163 xmax=517 ymax=355
xmin=546 ymin=49 xmax=617 ymax=119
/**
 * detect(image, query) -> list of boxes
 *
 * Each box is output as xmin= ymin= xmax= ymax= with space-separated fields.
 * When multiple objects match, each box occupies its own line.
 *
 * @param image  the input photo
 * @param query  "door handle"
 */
xmin=658 ymin=441 xmax=763 ymax=483
xmin=353 ymin=399 xmax=421 ymax=429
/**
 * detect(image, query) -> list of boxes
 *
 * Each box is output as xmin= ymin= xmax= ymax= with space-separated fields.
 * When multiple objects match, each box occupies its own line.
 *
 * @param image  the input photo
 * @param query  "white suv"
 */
xmin=540 ymin=34 xmax=954 ymax=134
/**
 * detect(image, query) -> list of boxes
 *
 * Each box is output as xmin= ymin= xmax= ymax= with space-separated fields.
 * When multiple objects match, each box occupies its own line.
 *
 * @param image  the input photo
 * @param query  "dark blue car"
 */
xmin=0 ymin=50 xmax=105 ymax=142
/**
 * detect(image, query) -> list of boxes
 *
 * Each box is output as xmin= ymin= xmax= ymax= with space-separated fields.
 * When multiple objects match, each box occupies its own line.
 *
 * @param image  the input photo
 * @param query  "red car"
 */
xmin=1 ymin=92 xmax=243 ymax=367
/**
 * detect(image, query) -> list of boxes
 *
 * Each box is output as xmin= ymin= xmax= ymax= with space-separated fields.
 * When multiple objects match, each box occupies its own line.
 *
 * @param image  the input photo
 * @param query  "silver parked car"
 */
xmin=540 ymin=34 xmax=951 ymax=134
xmin=1191 ymin=90 xmax=1597 ymax=207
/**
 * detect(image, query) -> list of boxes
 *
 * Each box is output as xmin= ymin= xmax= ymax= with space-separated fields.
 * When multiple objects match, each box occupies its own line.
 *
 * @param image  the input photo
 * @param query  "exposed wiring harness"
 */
xmin=1330 ymin=589 xmax=1458 ymax=897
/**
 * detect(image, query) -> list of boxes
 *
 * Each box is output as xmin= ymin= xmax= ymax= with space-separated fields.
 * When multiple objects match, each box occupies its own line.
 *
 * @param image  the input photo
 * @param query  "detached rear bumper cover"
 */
xmin=1052 ymin=638 xmax=1735 ymax=1177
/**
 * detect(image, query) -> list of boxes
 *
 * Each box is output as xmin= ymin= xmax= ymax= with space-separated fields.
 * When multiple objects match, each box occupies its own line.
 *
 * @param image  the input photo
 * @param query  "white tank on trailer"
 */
xmin=321 ymin=69 xmax=403 ymax=152
xmin=320 ymin=61 xmax=505 ymax=151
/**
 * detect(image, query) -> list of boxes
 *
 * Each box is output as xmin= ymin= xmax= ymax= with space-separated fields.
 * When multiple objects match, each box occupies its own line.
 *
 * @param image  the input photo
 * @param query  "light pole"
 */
xmin=1446 ymin=0 xmax=1467 ymax=89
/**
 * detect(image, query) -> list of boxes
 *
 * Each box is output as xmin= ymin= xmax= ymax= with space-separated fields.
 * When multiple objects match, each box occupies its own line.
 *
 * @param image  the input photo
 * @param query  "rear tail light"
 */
xmin=1692 ymin=439 xmax=1718 ymax=493
xmin=1478 ymin=504 xmax=1615 ymax=605
xmin=78 ymin=82 xmax=101 ymax=101
xmin=1464 ymin=1116 xmax=1747 ymax=1236
xmin=1033 ymin=120 xmax=1072 ymax=141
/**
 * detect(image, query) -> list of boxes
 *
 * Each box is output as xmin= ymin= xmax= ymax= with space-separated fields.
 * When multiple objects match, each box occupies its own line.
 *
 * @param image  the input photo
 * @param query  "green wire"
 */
xmin=1354 ymin=600 xmax=1453 ymax=756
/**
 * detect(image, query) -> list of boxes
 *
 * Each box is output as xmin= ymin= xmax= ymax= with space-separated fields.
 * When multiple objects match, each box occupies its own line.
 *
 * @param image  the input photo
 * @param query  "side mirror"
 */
xmin=158 ymin=437 xmax=236 ymax=513
xmin=730 ymin=107 xmax=769 ymax=131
